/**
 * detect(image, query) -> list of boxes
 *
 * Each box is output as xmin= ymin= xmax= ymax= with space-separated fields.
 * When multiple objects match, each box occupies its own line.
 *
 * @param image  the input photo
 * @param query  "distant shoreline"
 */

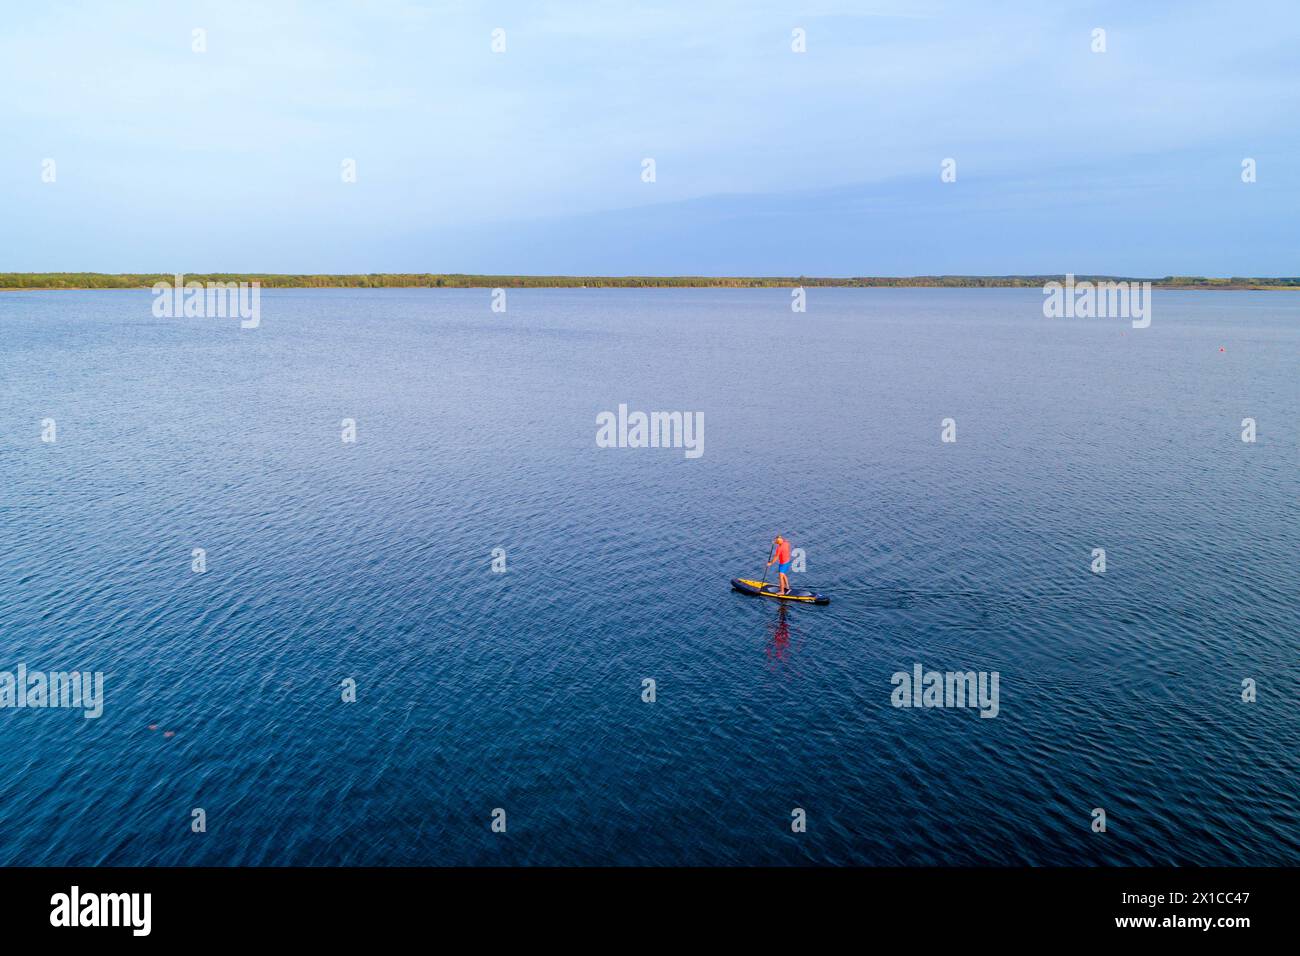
xmin=2 ymin=273 xmax=1298 ymax=291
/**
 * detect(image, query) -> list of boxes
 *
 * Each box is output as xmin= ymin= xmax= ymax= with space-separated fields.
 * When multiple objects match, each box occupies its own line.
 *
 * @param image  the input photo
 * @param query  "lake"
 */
xmin=0 ymin=287 xmax=1295 ymax=865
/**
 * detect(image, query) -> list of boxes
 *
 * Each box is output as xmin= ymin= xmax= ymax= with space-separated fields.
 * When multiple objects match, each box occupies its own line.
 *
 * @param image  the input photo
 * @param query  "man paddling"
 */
xmin=766 ymin=535 xmax=793 ymax=595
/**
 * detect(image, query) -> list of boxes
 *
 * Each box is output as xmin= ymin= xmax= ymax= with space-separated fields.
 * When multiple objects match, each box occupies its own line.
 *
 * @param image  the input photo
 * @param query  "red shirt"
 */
xmin=774 ymin=540 xmax=791 ymax=563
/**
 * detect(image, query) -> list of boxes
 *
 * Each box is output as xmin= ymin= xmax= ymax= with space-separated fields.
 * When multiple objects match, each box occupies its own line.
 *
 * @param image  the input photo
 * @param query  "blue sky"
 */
xmin=2 ymin=0 xmax=1297 ymax=275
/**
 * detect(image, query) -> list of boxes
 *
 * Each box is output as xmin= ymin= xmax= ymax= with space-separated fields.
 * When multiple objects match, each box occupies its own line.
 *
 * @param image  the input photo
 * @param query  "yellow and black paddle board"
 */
xmin=731 ymin=578 xmax=829 ymax=604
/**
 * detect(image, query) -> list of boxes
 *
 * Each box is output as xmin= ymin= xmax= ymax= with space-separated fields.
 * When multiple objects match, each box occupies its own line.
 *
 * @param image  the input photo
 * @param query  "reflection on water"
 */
xmin=764 ymin=604 xmax=801 ymax=667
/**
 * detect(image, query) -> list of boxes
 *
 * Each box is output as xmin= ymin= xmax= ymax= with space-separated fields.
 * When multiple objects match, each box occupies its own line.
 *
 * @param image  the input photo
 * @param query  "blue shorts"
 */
xmin=776 ymin=561 xmax=791 ymax=575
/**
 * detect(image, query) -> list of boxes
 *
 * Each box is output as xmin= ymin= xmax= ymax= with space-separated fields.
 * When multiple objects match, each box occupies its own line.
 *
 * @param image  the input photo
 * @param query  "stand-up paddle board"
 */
xmin=731 ymin=578 xmax=830 ymax=604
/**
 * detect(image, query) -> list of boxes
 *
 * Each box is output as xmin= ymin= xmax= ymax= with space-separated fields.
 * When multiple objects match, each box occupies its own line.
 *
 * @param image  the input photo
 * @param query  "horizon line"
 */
xmin=3 ymin=273 xmax=1299 ymax=292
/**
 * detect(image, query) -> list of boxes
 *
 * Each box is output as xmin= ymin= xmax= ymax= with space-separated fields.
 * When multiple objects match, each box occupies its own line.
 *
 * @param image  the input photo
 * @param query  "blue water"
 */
xmin=0 ymin=288 xmax=1295 ymax=866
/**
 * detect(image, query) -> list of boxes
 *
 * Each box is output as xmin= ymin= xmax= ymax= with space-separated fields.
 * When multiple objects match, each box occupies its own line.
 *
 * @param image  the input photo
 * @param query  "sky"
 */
xmin=1 ymin=0 xmax=1297 ymax=275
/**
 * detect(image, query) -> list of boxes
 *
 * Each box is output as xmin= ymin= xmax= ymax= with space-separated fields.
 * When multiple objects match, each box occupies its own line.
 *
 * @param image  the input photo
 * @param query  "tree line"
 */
xmin=2 ymin=273 xmax=1297 ymax=290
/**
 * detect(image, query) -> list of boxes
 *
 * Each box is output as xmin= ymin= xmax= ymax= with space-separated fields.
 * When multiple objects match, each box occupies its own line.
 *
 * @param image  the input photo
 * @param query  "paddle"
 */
xmin=759 ymin=538 xmax=776 ymax=585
